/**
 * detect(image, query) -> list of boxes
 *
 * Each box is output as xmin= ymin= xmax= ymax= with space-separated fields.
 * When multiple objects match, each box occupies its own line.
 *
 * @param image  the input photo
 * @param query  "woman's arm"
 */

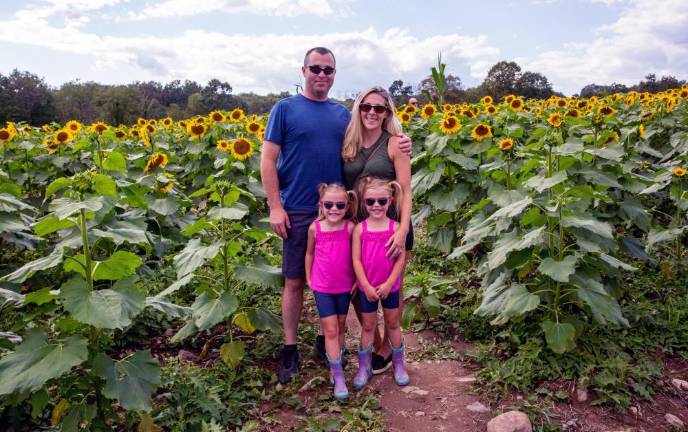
xmin=304 ymin=223 xmax=316 ymax=287
xmin=352 ymin=223 xmax=378 ymax=301
xmin=386 ymin=136 xmax=413 ymax=258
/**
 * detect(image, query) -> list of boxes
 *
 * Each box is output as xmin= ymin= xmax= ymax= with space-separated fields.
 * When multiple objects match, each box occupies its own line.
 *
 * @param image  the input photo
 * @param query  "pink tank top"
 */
xmin=310 ymin=220 xmax=355 ymax=294
xmin=359 ymin=219 xmax=401 ymax=293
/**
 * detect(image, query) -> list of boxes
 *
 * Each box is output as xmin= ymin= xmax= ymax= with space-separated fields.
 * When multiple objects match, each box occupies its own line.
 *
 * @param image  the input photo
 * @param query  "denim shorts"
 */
xmin=313 ymin=291 xmax=351 ymax=318
xmin=359 ymin=290 xmax=400 ymax=313
xmin=281 ymin=211 xmax=318 ymax=279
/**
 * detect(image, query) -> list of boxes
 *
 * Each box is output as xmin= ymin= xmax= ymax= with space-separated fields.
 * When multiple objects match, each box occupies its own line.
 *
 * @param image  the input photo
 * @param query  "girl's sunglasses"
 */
xmin=323 ymin=201 xmax=346 ymax=210
xmin=364 ymin=197 xmax=388 ymax=207
xmin=359 ymin=103 xmax=388 ymax=114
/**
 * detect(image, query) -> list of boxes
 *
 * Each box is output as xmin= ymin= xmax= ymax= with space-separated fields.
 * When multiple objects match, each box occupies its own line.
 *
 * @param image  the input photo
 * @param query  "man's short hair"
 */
xmin=303 ymin=47 xmax=336 ymax=67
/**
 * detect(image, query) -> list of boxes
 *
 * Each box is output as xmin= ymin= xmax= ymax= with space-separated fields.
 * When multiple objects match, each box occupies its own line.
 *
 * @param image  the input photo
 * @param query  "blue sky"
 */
xmin=0 ymin=0 xmax=686 ymax=96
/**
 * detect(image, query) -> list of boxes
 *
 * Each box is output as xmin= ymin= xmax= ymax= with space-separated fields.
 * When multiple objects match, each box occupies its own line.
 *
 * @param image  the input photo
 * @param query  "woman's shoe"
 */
xmin=389 ymin=339 xmax=410 ymax=386
xmin=353 ymin=344 xmax=373 ymax=389
xmin=328 ymin=355 xmax=348 ymax=400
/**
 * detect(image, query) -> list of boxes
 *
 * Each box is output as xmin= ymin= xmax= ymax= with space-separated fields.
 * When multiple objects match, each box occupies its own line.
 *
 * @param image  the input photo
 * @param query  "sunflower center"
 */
xmin=234 ymin=139 xmax=251 ymax=155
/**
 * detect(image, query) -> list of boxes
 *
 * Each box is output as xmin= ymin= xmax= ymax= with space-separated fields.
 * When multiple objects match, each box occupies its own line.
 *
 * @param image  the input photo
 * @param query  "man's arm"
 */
xmin=260 ymin=140 xmax=290 ymax=239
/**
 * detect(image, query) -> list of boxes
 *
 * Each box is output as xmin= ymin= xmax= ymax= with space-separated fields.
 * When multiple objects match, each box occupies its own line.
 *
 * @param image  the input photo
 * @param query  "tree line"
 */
xmin=1 ymin=61 xmax=685 ymax=126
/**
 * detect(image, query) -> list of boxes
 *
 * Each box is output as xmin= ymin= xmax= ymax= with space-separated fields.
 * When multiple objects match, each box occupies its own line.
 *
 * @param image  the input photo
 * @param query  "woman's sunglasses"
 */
xmin=323 ymin=201 xmax=346 ymax=210
xmin=360 ymin=103 xmax=388 ymax=114
xmin=307 ymin=65 xmax=336 ymax=75
xmin=364 ymin=197 xmax=389 ymax=207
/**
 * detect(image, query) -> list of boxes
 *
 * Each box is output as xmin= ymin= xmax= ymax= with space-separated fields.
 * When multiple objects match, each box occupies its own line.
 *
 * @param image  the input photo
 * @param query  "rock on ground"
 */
xmin=486 ymin=411 xmax=533 ymax=432
xmin=665 ymin=413 xmax=684 ymax=428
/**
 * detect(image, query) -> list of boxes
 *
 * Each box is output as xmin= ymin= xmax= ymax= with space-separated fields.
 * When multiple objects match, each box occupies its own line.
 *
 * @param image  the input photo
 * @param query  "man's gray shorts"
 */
xmin=282 ymin=211 xmax=318 ymax=280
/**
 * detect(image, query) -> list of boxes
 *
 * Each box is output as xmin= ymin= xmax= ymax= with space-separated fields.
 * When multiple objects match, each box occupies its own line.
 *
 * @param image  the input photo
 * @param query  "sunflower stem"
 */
xmin=80 ymin=208 xmax=94 ymax=291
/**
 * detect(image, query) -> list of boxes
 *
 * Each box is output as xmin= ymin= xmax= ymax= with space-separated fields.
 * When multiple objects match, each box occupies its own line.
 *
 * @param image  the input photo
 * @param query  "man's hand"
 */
xmin=385 ymin=229 xmax=406 ymax=259
xmin=396 ymin=133 xmax=413 ymax=157
xmin=270 ymin=206 xmax=291 ymax=239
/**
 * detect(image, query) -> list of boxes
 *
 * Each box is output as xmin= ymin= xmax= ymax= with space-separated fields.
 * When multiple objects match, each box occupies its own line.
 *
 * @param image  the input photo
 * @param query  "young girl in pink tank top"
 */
xmin=352 ymin=177 xmax=410 ymax=388
xmin=305 ymin=183 xmax=357 ymax=400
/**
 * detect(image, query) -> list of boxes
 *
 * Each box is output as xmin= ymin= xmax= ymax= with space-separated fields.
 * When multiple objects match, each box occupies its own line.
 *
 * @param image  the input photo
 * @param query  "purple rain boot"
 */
xmin=390 ymin=339 xmax=410 ymax=386
xmin=353 ymin=344 xmax=373 ymax=389
xmin=327 ymin=355 xmax=348 ymax=400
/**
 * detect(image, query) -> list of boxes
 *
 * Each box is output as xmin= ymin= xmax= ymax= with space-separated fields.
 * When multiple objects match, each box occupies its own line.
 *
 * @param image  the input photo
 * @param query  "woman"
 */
xmin=342 ymin=86 xmax=413 ymax=374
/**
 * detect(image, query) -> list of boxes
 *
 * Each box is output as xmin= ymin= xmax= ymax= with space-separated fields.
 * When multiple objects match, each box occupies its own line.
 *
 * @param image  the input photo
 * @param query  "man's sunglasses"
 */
xmin=323 ymin=201 xmax=346 ymax=210
xmin=359 ymin=103 xmax=388 ymax=114
xmin=307 ymin=65 xmax=336 ymax=75
xmin=364 ymin=197 xmax=389 ymax=207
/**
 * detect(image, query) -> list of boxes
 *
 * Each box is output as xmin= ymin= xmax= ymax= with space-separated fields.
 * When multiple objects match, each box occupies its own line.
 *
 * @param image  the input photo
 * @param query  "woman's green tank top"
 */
xmin=342 ymin=131 xmax=396 ymax=190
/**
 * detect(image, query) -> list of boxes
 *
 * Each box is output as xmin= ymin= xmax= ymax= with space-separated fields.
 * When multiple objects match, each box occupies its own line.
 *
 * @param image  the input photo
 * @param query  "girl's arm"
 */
xmin=352 ymin=223 xmax=378 ymax=301
xmin=387 ymin=136 xmax=413 ymax=258
xmin=378 ymin=222 xmax=406 ymax=298
xmin=304 ymin=223 xmax=316 ymax=287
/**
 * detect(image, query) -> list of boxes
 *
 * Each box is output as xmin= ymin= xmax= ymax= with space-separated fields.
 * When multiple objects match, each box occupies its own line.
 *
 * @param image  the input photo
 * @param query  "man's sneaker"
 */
xmin=278 ymin=346 xmax=299 ymax=384
xmin=372 ymin=352 xmax=392 ymax=375
xmin=314 ymin=335 xmax=327 ymax=365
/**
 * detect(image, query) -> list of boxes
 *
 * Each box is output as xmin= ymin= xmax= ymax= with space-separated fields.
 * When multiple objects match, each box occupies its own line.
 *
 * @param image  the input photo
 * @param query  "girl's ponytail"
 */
xmin=388 ymin=180 xmax=402 ymax=215
xmin=346 ymin=189 xmax=358 ymax=220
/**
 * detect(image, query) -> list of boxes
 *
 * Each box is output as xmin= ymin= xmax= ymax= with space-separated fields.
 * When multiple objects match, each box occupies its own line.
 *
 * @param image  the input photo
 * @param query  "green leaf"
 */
xmin=45 ymin=177 xmax=72 ymax=198
xmin=173 ymin=238 xmax=224 ymax=278
xmin=411 ymin=164 xmax=444 ymax=195
xmin=0 ymin=193 xmax=35 ymax=212
xmin=192 ymin=291 xmax=239 ymax=331
xmin=0 ymin=329 xmax=88 ymax=395
xmin=598 ymin=253 xmax=636 ymax=272
xmin=182 ymin=217 xmax=211 ymax=237
xmin=103 ymin=151 xmax=126 ymax=173
xmin=235 ymin=262 xmax=283 ymax=288
xmin=427 ymin=184 xmax=470 ymax=212
xmin=61 ymin=276 xmax=144 ymax=329
xmin=475 ymin=274 xmax=537 ymax=325
xmin=144 ymin=297 xmax=192 ymax=318
xmin=427 ymin=226 xmax=454 ymax=253
xmin=31 ymin=389 xmax=49 ymax=419
xmin=502 ymin=284 xmax=540 ymax=319
xmin=233 ymin=312 xmax=256 ymax=334
xmin=487 ymin=227 xmax=545 ymax=269
xmin=401 ymin=302 xmax=418 ymax=328
xmin=150 ymin=198 xmax=178 ymax=216
xmin=207 ymin=203 xmax=248 ymax=221
xmin=24 ymin=288 xmax=58 ymax=306
xmin=422 ymin=294 xmax=441 ymax=318
xmin=49 ymin=196 xmax=104 ymax=220
xmin=541 ymin=321 xmax=576 ymax=354
xmin=93 ymin=351 xmax=160 ymax=412
xmin=92 ymin=174 xmax=117 ymax=198
xmin=1 ymin=288 xmax=25 ymax=308
xmin=538 ymin=255 xmax=578 ymax=283
xmin=646 ymin=227 xmax=686 ymax=251
xmin=92 ymin=221 xmax=149 ymax=245
xmin=524 ymin=170 xmax=567 ymax=193
xmin=92 ymin=251 xmax=142 ymax=281
xmin=219 ymin=341 xmax=245 ymax=369
xmin=0 ymin=214 xmax=26 ymax=234
xmin=34 ymin=215 xmax=76 ymax=237
xmin=571 ymin=272 xmax=628 ymax=326
xmin=1 ymin=248 xmax=64 ymax=284
xmin=246 ymin=308 xmax=282 ymax=332
xmin=561 ymin=214 xmax=614 ymax=239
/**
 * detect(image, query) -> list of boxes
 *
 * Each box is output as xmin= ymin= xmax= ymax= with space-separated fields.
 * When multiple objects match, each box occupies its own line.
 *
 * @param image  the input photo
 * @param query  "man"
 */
xmin=261 ymin=47 xmax=410 ymax=384
xmin=408 ymin=97 xmax=418 ymax=107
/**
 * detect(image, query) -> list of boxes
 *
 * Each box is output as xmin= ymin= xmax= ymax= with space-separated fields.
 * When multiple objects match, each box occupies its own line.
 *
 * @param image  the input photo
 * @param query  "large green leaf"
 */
xmin=487 ymin=227 xmax=545 ymax=269
xmin=0 ymin=288 xmax=25 ymax=308
xmin=411 ymin=164 xmax=445 ymax=195
xmin=427 ymin=184 xmax=470 ymax=212
xmin=234 ymin=262 xmax=283 ymax=288
xmin=541 ymin=321 xmax=576 ymax=354
xmin=207 ymin=203 xmax=248 ymax=221
xmin=0 ymin=329 xmax=88 ymax=395
xmin=173 ymin=238 xmax=224 ymax=278
xmin=1 ymin=248 xmax=64 ymax=284
xmin=34 ymin=215 xmax=76 ymax=237
xmin=0 ymin=193 xmax=35 ymax=212
xmin=646 ymin=227 xmax=686 ymax=251
xmin=219 ymin=341 xmax=245 ymax=369
xmin=92 ymin=174 xmax=118 ymax=198
xmin=246 ymin=308 xmax=282 ymax=332
xmin=571 ymin=272 xmax=628 ymax=326
xmin=102 ymin=151 xmax=126 ymax=173
xmin=45 ymin=177 xmax=72 ymax=197
xmin=561 ymin=214 xmax=614 ymax=239
xmin=0 ymin=214 xmax=27 ymax=234
xmin=538 ymin=255 xmax=578 ymax=283
xmin=49 ymin=197 xmax=104 ymax=220
xmin=524 ymin=170 xmax=567 ymax=193
xmin=93 ymin=351 xmax=160 ymax=412
xmin=149 ymin=198 xmax=178 ymax=216
xmin=192 ymin=291 xmax=239 ymax=331
xmin=60 ymin=276 xmax=144 ymax=329
xmin=144 ymin=297 xmax=192 ymax=318
xmin=92 ymin=251 xmax=142 ymax=281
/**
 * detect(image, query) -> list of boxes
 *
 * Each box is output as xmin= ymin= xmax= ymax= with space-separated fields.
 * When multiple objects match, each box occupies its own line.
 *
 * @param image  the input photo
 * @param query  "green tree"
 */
xmin=514 ymin=71 xmax=554 ymax=99
xmin=0 ymin=69 xmax=55 ymax=125
xmin=481 ymin=61 xmax=522 ymax=100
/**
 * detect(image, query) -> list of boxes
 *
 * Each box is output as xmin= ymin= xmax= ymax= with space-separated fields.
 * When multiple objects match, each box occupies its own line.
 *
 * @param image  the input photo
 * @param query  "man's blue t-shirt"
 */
xmin=264 ymin=94 xmax=351 ymax=212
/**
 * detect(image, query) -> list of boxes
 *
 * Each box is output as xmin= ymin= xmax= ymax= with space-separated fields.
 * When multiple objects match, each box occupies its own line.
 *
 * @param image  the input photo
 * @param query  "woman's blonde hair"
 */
xmin=359 ymin=177 xmax=402 ymax=217
xmin=342 ymin=86 xmax=402 ymax=161
xmin=317 ymin=183 xmax=358 ymax=220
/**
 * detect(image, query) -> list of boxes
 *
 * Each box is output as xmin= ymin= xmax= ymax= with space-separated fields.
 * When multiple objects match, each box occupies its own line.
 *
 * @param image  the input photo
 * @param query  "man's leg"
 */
xmin=282 ymin=277 xmax=305 ymax=345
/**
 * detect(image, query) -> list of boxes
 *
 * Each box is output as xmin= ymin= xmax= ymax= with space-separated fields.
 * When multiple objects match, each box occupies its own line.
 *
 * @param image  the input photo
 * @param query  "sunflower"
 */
xmin=140 ymin=127 xmax=152 ymax=147
xmin=230 ymin=137 xmax=253 ymax=160
xmin=439 ymin=115 xmax=461 ymax=135
xmin=161 ymin=117 xmax=174 ymax=128
xmin=471 ymin=123 xmax=493 ymax=142
xmin=640 ymin=111 xmax=654 ymax=121
xmin=64 ymin=120 xmax=81 ymax=133
xmin=195 ymin=116 xmax=206 ymax=124
xmin=245 ymin=120 xmax=262 ymax=135
xmin=229 ymin=108 xmax=245 ymax=122
xmin=160 ymin=181 xmax=174 ymax=193
xmin=642 ymin=161 xmax=652 ymax=170
xmin=497 ymin=138 xmax=514 ymax=152
xmin=45 ymin=141 xmax=60 ymax=153
xmin=404 ymin=104 xmax=417 ymax=114
xmin=130 ymin=128 xmax=141 ymax=138
xmin=54 ymin=129 xmax=74 ymax=144
xmin=481 ymin=96 xmax=493 ymax=105
xmin=41 ymin=125 xmax=54 ymax=133
xmin=485 ymin=105 xmax=498 ymax=115
xmin=137 ymin=118 xmax=147 ymax=126
xmin=397 ymin=112 xmax=412 ymax=124
xmin=144 ymin=152 xmax=169 ymax=173
xmin=114 ymin=129 xmax=127 ymax=139
xmin=639 ymin=124 xmax=645 ymax=138
xmin=441 ymin=103 xmax=454 ymax=113
xmin=673 ymin=167 xmax=686 ymax=177
xmin=177 ymin=120 xmax=187 ymax=130
xmin=187 ymin=123 xmax=207 ymax=139
xmin=216 ymin=140 xmax=231 ymax=152
xmin=599 ymin=106 xmax=616 ymax=116
xmin=461 ymin=109 xmax=475 ymax=119
xmin=148 ymin=119 xmax=157 ymax=126
xmin=556 ymin=99 xmax=567 ymax=108
xmin=504 ymin=94 xmax=515 ymax=104
xmin=0 ymin=128 xmax=12 ymax=143
xmin=604 ymin=131 xmax=620 ymax=144
xmin=210 ymin=111 xmax=226 ymax=123
xmin=510 ymin=98 xmax=524 ymax=111
xmin=89 ymin=122 xmax=108 ymax=135
xmin=680 ymin=89 xmax=688 ymax=99
xmin=547 ymin=113 xmax=563 ymax=128
xmin=420 ymin=104 xmax=437 ymax=120
xmin=565 ymin=109 xmax=580 ymax=118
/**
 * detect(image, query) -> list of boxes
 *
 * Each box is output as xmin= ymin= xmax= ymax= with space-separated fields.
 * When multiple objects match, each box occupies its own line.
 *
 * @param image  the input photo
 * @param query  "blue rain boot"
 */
xmin=353 ymin=344 xmax=373 ymax=389
xmin=328 ymin=354 xmax=348 ymax=400
xmin=390 ymin=339 xmax=410 ymax=386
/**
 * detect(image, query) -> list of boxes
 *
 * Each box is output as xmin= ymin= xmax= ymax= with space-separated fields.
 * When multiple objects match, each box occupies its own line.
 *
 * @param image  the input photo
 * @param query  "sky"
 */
xmin=0 ymin=0 xmax=686 ymax=97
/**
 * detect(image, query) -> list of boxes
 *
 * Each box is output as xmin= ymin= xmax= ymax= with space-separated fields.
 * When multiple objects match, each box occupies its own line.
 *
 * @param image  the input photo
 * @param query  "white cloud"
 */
xmin=0 ymin=5 xmax=500 ymax=95
xmin=129 ymin=0 xmax=335 ymax=19
xmin=522 ymin=0 xmax=688 ymax=94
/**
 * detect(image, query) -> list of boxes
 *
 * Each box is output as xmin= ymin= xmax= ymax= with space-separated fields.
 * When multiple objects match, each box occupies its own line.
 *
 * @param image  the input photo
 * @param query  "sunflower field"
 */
xmin=0 ymin=81 xmax=687 ymax=429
